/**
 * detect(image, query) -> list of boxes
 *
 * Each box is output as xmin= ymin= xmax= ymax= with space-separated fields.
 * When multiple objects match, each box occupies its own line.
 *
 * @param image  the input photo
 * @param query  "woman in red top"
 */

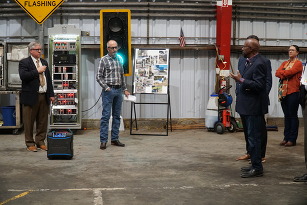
xmin=275 ymin=45 xmax=303 ymax=146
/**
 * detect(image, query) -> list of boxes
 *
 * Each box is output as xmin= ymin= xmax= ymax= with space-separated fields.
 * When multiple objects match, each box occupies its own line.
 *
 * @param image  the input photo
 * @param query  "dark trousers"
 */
xmin=260 ymin=115 xmax=267 ymax=158
xmin=281 ymin=92 xmax=300 ymax=143
xmin=303 ymin=94 xmax=307 ymax=169
xmin=243 ymin=115 xmax=263 ymax=171
xmin=23 ymin=93 xmax=49 ymax=147
xmin=241 ymin=115 xmax=267 ymax=158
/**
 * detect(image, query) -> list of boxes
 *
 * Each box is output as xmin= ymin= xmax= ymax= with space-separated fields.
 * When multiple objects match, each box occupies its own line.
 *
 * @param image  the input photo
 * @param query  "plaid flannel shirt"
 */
xmin=96 ymin=54 xmax=127 ymax=91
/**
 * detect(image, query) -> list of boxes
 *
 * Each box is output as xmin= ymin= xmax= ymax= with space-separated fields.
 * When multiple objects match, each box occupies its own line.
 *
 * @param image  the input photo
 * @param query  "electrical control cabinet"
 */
xmin=0 ymin=42 xmax=5 ymax=90
xmin=48 ymin=25 xmax=82 ymax=130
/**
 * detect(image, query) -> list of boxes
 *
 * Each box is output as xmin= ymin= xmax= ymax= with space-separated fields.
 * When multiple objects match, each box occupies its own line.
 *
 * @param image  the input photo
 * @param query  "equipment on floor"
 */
xmin=47 ymin=129 xmax=73 ymax=160
xmin=205 ymin=85 xmax=237 ymax=134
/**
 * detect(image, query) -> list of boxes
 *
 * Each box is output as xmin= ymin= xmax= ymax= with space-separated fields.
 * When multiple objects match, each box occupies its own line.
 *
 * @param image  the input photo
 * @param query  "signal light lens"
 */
xmin=116 ymin=53 xmax=124 ymax=65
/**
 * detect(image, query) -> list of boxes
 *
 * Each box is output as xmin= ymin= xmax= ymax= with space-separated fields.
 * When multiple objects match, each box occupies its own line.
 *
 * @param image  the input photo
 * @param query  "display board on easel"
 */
xmin=133 ymin=48 xmax=169 ymax=94
xmin=131 ymin=48 xmax=172 ymax=136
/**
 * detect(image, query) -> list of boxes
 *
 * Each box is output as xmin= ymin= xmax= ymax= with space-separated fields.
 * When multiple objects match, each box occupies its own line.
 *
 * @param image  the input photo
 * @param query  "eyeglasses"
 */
xmin=108 ymin=46 xmax=118 ymax=50
xmin=31 ymin=49 xmax=42 ymax=52
xmin=288 ymin=49 xmax=297 ymax=52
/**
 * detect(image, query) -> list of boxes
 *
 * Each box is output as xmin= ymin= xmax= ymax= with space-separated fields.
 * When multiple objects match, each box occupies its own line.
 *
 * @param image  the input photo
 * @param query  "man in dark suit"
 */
xmin=19 ymin=42 xmax=55 ymax=152
xmin=230 ymin=38 xmax=268 ymax=178
xmin=236 ymin=35 xmax=272 ymax=163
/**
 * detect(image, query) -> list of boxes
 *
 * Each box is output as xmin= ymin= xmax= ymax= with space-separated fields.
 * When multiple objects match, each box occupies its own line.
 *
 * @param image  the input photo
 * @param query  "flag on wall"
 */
xmin=179 ymin=28 xmax=186 ymax=47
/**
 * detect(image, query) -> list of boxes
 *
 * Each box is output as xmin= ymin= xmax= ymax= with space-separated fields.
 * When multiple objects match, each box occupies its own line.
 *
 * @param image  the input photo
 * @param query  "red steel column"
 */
xmin=216 ymin=0 xmax=232 ymax=71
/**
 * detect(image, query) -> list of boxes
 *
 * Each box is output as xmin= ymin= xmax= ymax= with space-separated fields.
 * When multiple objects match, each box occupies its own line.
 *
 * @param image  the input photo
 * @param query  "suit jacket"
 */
xmin=235 ymin=54 xmax=268 ymax=115
xmin=237 ymin=55 xmax=272 ymax=106
xmin=19 ymin=56 xmax=54 ymax=106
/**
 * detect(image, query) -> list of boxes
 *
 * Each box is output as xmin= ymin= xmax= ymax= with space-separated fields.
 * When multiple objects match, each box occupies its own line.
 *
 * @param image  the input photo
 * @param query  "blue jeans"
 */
xmin=243 ymin=115 xmax=263 ymax=171
xmin=281 ymin=92 xmax=299 ymax=143
xmin=99 ymin=88 xmax=123 ymax=143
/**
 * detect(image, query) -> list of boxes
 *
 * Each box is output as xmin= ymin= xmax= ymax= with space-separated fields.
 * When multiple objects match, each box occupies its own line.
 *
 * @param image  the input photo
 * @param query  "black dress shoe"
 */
xmin=111 ymin=140 xmax=125 ymax=147
xmin=100 ymin=142 xmax=107 ymax=150
xmin=241 ymin=166 xmax=253 ymax=172
xmin=240 ymin=169 xmax=263 ymax=178
xmin=293 ymin=174 xmax=307 ymax=182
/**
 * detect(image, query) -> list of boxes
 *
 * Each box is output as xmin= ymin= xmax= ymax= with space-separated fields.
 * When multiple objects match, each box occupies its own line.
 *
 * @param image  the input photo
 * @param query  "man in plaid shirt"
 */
xmin=96 ymin=40 xmax=130 ymax=150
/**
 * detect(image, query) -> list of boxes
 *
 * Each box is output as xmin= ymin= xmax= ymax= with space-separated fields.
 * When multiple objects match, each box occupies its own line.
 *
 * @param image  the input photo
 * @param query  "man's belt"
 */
xmin=107 ymin=84 xmax=121 ymax=89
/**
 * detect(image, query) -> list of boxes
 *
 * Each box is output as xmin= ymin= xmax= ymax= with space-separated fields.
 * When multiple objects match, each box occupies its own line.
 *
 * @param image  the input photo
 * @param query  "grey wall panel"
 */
xmin=1 ymin=10 xmax=307 ymax=120
xmin=236 ymin=20 xmax=307 ymax=47
xmin=264 ymin=22 xmax=279 ymax=46
xmin=80 ymin=47 xmax=305 ymax=121
xmin=200 ymin=19 xmax=216 ymax=44
xmin=82 ymin=49 xmax=217 ymax=120
xmin=0 ymin=20 xmax=7 ymax=37
xmin=21 ymin=19 xmax=38 ymax=37
xmin=81 ymin=52 xmax=101 ymax=120
xmin=131 ymin=18 xmax=148 ymax=44
xmin=167 ymin=50 xmax=216 ymax=119
xmin=7 ymin=19 xmax=22 ymax=37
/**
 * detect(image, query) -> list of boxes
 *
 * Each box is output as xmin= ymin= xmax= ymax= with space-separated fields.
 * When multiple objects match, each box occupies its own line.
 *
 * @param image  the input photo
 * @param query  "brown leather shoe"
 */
xmin=39 ymin=145 xmax=48 ymax=151
xmin=285 ymin=141 xmax=296 ymax=147
xmin=279 ymin=140 xmax=287 ymax=146
xmin=27 ymin=146 xmax=37 ymax=152
xmin=236 ymin=154 xmax=250 ymax=161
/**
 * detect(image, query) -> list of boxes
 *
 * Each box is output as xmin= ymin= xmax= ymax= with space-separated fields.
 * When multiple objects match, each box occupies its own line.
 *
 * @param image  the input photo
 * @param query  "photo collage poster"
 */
xmin=133 ymin=49 xmax=169 ymax=94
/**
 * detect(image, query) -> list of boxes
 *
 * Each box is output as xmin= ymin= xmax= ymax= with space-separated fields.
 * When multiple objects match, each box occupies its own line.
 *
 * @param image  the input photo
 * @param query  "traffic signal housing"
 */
xmin=100 ymin=9 xmax=131 ymax=76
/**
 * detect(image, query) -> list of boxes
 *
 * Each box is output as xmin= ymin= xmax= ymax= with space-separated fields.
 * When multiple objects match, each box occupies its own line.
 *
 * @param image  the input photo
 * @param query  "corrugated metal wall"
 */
xmin=1 ymin=1 xmax=307 ymax=121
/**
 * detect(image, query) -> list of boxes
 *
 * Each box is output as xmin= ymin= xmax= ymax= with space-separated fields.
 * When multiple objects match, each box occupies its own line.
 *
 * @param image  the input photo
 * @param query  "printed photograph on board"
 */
xmin=133 ymin=49 xmax=169 ymax=94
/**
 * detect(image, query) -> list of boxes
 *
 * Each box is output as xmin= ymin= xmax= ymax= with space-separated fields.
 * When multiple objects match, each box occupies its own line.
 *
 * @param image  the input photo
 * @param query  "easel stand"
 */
xmin=130 ymin=92 xmax=172 ymax=136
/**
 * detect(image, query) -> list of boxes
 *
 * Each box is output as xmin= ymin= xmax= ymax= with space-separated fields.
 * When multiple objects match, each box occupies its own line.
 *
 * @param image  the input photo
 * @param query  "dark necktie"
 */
xmin=245 ymin=58 xmax=250 ymax=68
xmin=242 ymin=58 xmax=250 ymax=74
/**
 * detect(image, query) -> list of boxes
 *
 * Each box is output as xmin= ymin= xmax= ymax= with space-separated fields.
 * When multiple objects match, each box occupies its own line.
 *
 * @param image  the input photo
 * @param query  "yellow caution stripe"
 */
xmin=0 ymin=191 xmax=32 ymax=205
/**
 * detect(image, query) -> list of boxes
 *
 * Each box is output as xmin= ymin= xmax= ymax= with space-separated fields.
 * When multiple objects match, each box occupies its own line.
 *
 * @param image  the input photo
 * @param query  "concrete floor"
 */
xmin=0 ymin=127 xmax=307 ymax=205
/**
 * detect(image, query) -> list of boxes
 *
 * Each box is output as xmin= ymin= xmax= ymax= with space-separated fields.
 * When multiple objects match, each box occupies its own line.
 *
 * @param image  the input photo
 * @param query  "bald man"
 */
xmin=230 ymin=38 xmax=269 ymax=178
xmin=96 ymin=40 xmax=130 ymax=150
xmin=236 ymin=35 xmax=272 ymax=163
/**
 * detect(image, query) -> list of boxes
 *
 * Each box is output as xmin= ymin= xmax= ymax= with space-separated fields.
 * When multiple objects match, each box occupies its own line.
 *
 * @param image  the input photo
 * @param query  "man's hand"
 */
xmin=230 ymin=71 xmax=243 ymax=82
xmin=38 ymin=65 xmax=46 ymax=73
xmin=50 ymin=97 xmax=55 ymax=103
xmin=124 ymin=90 xmax=130 ymax=97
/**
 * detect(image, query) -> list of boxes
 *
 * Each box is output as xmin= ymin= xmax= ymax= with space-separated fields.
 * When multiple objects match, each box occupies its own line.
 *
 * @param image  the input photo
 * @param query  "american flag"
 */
xmin=179 ymin=28 xmax=186 ymax=47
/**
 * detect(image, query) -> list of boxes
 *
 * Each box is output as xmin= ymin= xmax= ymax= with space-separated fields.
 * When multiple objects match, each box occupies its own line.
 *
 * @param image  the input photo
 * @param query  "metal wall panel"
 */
xmin=1 ymin=10 xmax=306 ymax=120
xmin=236 ymin=20 xmax=307 ymax=47
xmin=265 ymin=22 xmax=279 ymax=46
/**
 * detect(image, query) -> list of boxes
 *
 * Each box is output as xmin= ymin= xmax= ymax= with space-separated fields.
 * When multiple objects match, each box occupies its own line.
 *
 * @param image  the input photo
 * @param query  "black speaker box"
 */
xmin=47 ymin=130 xmax=73 ymax=160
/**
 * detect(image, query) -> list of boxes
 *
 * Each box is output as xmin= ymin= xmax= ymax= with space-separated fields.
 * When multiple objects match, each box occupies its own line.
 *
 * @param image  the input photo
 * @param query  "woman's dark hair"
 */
xmin=291 ymin=45 xmax=299 ymax=52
